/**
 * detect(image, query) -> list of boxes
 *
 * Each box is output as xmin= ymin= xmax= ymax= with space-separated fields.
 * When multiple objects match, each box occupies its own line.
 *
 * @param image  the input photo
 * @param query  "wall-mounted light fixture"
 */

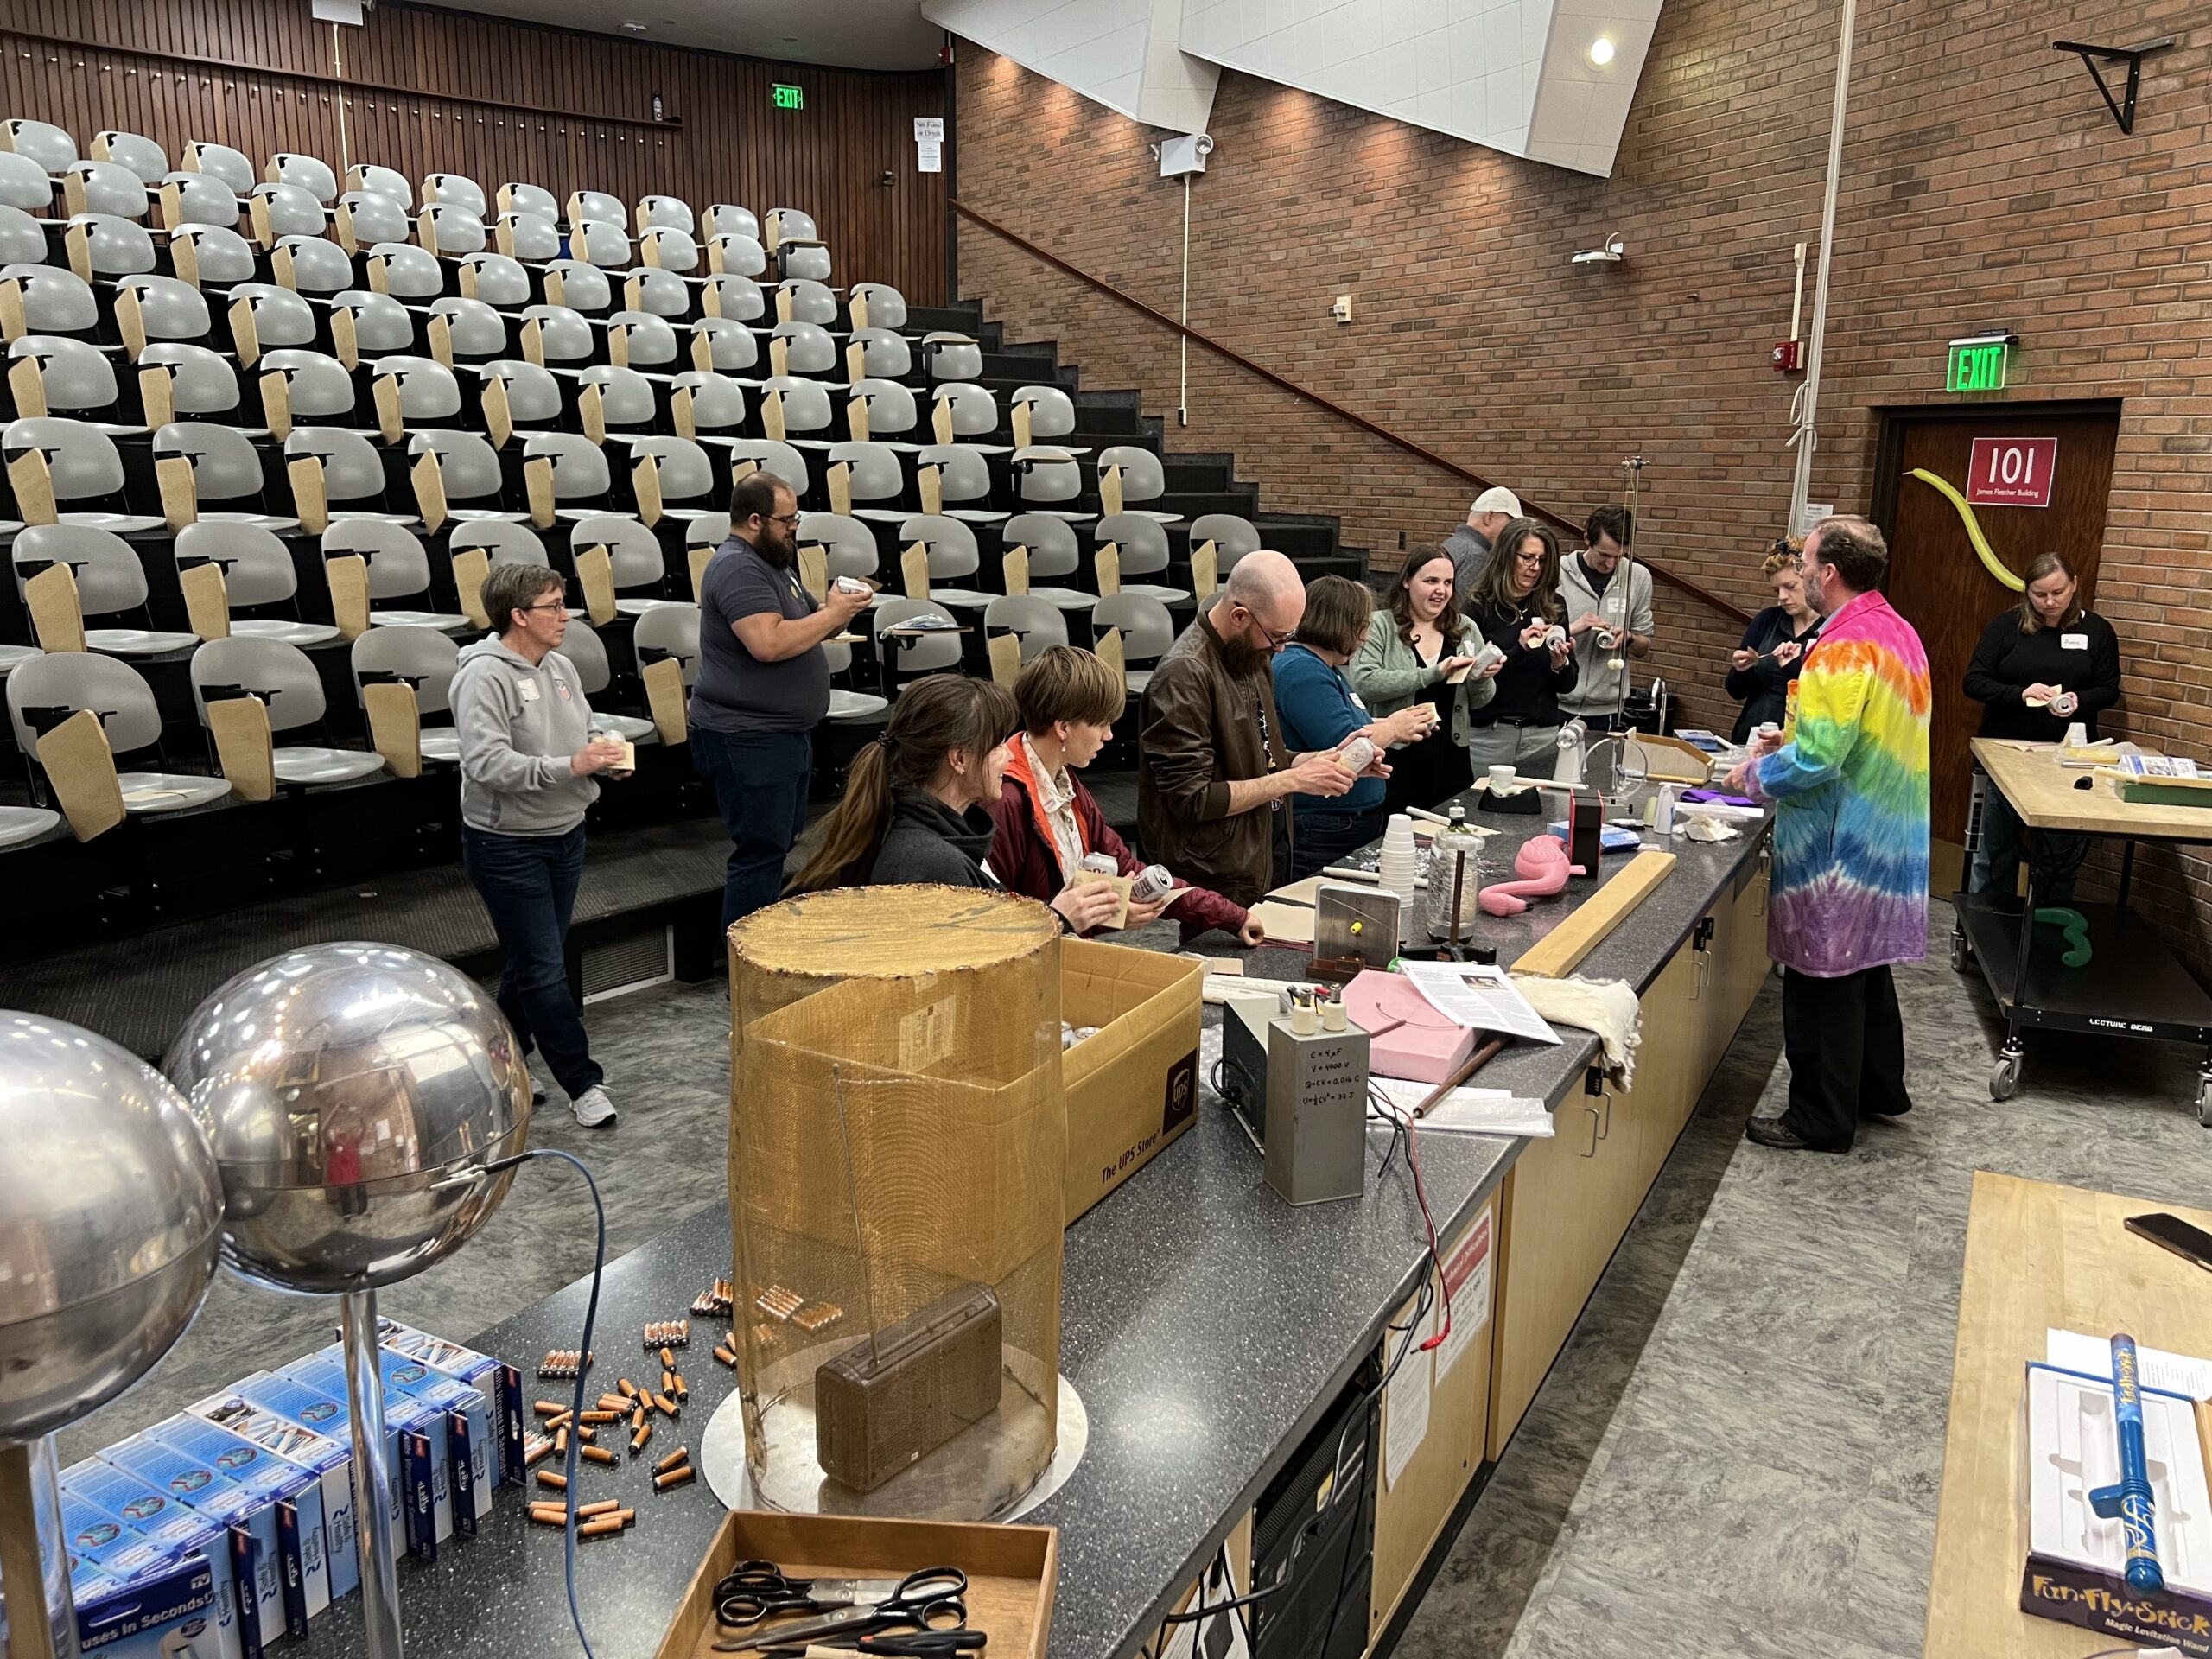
xmin=1587 ymin=36 xmax=1616 ymax=66
xmin=1571 ymin=234 xmax=1626 ymax=267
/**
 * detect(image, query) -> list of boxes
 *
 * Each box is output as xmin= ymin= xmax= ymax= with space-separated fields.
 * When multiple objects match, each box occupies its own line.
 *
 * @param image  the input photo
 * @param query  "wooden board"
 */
xmin=1246 ymin=899 xmax=1317 ymax=948
xmin=1974 ymin=738 xmax=2212 ymax=841
xmin=207 ymin=696 xmax=276 ymax=803
xmin=37 ymin=709 xmax=125 ymax=842
xmin=1510 ymin=850 xmax=1676 ymax=978
xmin=1925 ymin=1173 xmax=2212 ymax=1658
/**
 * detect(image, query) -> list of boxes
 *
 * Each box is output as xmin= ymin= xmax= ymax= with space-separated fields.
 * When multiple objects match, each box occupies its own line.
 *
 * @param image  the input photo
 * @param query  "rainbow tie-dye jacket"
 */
xmin=1741 ymin=589 xmax=1931 ymax=976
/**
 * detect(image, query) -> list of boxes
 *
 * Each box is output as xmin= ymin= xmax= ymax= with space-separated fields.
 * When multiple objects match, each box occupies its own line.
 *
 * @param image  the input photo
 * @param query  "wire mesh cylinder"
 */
xmin=727 ymin=886 xmax=1065 ymax=1520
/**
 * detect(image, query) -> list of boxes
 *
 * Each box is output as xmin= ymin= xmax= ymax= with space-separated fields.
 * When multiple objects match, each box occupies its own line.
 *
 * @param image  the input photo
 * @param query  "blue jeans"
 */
xmin=691 ymin=726 xmax=813 ymax=929
xmin=461 ymin=823 xmax=603 ymax=1103
xmin=1291 ymin=804 xmax=1386 ymax=881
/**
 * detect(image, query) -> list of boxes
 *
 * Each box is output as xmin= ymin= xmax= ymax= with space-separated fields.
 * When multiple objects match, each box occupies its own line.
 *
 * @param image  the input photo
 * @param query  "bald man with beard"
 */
xmin=1137 ymin=550 xmax=1360 ymax=906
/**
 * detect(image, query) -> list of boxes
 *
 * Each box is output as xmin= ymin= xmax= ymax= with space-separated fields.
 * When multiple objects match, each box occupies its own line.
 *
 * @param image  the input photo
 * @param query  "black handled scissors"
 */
xmin=712 ymin=1567 xmax=967 ymax=1652
xmin=714 ymin=1559 xmax=924 ymax=1629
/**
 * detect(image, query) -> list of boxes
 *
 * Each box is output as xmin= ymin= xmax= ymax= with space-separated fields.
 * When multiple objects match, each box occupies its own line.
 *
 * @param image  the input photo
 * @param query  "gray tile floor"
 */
xmin=1398 ymin=899 xmax=2212 ymax=1659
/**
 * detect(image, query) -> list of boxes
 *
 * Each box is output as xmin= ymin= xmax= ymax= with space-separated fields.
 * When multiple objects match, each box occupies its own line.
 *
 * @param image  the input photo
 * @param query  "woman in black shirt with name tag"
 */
xmin=1963 ymin=550 xmax=2122 ymax=905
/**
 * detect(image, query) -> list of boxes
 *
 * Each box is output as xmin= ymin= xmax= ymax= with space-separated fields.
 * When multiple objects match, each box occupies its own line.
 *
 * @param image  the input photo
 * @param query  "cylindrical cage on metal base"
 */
xmin=727 ymin=885 xmax=1065 ymax=1521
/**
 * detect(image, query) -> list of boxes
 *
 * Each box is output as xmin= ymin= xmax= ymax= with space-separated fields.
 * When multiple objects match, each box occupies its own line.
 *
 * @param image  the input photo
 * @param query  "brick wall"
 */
xmin=952 ymin=0 xmax=2212 ymax=970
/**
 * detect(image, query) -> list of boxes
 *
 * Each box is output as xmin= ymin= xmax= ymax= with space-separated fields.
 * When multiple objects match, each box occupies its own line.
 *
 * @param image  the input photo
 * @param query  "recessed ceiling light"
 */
xmin=1587 ymin=35 xmax=1616 ymax=66
xmin=621 ymin=19 xmax=647 ymax=31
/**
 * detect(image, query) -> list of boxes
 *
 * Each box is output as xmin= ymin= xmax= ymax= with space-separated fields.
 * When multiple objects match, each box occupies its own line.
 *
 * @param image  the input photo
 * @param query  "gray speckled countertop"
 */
xmin=308 ymin=790 xmax=1767 ymax=1659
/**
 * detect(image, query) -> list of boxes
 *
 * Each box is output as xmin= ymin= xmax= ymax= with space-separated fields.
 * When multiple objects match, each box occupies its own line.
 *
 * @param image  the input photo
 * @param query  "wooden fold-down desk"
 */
xmin=1955 ymin=740 xmax=2212 ymax=1116
xmin=1926 ymin=1173 xmax=2212 ymax=1657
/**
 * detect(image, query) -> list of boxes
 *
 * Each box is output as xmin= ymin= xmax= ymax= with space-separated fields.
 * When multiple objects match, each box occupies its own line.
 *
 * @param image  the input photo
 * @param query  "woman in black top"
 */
xmin=1962 ymin=550 xmax=2122 ymax=905
xmin=1459 ymin=518 xmax=1578 ymax=776
xmin=785 ymin=673 xmax=1122 ymax=932
xmin=1725 ymin=544 xmax=1824 ymax=743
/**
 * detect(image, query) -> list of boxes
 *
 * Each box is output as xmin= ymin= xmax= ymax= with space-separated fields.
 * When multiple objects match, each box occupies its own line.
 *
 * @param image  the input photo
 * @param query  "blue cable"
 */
xmin=488 ymin=1147 xmax=607 ymax=1659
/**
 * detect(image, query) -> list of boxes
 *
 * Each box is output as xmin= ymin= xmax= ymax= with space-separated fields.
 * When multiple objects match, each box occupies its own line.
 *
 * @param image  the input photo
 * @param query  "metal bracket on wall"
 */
xmin=2051 ymin=36 xmax=2174 ymax=136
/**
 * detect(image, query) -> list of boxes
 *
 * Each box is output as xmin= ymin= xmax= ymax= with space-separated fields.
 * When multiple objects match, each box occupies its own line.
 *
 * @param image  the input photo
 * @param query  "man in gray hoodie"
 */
xmin=451 ymin=562 xmax=629 ymax=1127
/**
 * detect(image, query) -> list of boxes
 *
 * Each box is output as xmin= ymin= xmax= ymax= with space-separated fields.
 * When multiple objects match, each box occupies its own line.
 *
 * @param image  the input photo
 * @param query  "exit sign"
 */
xmin=1948 ymin=335 xmax=2012 ymax=393
xmin=771 ymin=83 xmax=804 ymax=111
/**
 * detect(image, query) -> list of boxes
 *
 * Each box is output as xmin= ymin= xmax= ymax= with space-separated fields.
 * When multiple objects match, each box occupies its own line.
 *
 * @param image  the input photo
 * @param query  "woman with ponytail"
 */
xmin=785 ymin=674 xmax=1123 ymax=932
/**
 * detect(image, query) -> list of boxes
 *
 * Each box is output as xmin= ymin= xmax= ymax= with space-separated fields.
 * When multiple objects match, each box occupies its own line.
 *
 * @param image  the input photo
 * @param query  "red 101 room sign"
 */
xmin=1967 ymin=436 xmax=2058 ymax=508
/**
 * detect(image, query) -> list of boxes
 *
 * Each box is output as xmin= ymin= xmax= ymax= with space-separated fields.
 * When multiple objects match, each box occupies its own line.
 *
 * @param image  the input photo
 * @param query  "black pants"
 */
xmin=461 ymin=823 xmax=603 ymax=1102
xmin=1974 ymin=783 xmax=2088 ymax=906
xmin=691 ymin=726 xmax=813 ymax=930
xmin=1779 ymin=963 xmax=1910 ymax=1148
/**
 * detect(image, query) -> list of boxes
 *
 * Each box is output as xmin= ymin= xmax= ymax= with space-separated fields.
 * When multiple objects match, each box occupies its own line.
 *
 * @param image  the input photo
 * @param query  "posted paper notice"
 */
xmin=1401 ymin=962 xmax=1560 ymax=1045
xmin=1383 ymin=1302 xmax=1435 ymax=1490
xmin=1435 ymin=1211 xmax=1494 ymax=1381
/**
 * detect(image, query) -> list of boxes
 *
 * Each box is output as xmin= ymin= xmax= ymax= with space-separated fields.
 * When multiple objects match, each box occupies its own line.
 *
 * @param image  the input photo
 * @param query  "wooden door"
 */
xmin=1872 ymin=404 xmax=2120 ymax=848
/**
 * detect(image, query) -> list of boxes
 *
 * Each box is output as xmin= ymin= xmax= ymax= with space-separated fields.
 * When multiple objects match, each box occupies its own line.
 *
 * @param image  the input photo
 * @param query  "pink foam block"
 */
xmin=1343 ymin=969 xmax=1478 ymax=1084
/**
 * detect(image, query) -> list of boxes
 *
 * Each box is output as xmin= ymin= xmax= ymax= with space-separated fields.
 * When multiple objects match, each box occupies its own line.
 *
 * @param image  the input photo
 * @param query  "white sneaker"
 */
xmin=570 ymin=1086 xmax=618 ymax=1128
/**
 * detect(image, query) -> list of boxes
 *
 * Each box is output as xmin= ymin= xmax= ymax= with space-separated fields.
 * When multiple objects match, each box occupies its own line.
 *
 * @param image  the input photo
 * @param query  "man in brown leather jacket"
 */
xmin=1136 ymin=551 xmax=1358 ymax=906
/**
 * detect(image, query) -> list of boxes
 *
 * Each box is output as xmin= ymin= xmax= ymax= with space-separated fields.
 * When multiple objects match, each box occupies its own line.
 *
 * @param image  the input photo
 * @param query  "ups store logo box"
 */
xmin=1060 ymin=940 xmax=1204 ymax=1224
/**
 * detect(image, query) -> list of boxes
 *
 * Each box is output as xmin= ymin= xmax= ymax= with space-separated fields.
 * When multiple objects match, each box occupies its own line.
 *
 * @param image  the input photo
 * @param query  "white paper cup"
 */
xmin=1488 ymin=764 xmax=1516 ymax=788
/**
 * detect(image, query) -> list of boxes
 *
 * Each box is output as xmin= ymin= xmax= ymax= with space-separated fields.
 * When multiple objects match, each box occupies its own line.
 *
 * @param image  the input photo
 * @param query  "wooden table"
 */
xmin=1956 ymin=740 xmax=2212 ymax=1116
xmin=1927 ymin=1173 xmax=2212 ymax=1657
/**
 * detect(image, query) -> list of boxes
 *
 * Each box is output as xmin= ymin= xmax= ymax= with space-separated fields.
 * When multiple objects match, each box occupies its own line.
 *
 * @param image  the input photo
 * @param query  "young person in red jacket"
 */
xmin=991 ymin=646 xmax=1264 ymax=946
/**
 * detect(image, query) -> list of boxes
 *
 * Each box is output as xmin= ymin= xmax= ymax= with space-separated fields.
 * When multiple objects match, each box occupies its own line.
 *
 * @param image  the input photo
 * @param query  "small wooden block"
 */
xmin=900 ymin=543 xmax=930 ymax=601
xmin=179 ymin=560 xmax=231 ymax=642
xmin=988 ymin=631 xmax=1022 ymax=690
xmin=207 ymin=694 xmax=276 ymax=803
xmin=364 ymin=681 xmax=423 ymax=779
xmin=1002 ymin=545 xmax=1030 ymax=597
xmin=37 ymin=709 xmax=126 ymax=842
xmin=26 ymin=562 xmax=85 ymax=653
xmin=642 ymin=656 xmax=688 ymax=745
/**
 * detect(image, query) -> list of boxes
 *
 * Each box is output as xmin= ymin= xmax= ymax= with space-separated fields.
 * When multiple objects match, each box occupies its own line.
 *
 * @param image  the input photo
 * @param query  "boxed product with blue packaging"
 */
xmin=99 ymin=1428 xmax=285 ymax=1649
xmin=146 ymin=1413 xmax=317 ymax=1643
xmin=60 ymin=1493 xmax=180 ymax=1585
xmin=376 ymin=1318 xmax=524 ymax=1486
xmin=226 ymin=1371 xmax=391 ymax=1592
xmin=279 ymin=1349 xmax=447 ymax=1554
xmin=73 ymin=1550 xmax=221 ymax=1659
xmin=187 ymin=1386 xmax=351 ymax=1615
xmin=62 ymin=1463 xmax=249 ymax=1659
xmin=378 ymin=1347 xmax=491 ymax=1533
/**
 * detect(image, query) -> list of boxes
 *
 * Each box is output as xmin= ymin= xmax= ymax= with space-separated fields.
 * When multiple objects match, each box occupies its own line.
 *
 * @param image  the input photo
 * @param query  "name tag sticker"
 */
xmin=2061 ymin=632 xmax=2088 ymax=651
xmin=518 ymin=681 xmax=539 ymax=702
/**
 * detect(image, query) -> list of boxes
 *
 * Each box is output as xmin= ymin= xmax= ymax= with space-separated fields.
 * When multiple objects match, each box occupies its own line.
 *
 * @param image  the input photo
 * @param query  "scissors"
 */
xmin=712 ymin=1566 xmax=967 ymax=1652
xmin=714 ymin=1560 xmax=926 ymax=1629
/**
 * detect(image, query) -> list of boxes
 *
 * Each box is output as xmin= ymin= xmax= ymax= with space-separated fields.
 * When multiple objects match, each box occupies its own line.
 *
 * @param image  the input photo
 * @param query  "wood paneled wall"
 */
xmin=1 ymin=0 xmax=948 ymax=302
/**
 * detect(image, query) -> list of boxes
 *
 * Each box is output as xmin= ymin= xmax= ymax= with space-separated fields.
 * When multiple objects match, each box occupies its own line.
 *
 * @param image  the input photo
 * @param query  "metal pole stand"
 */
xmin=0 ymin=1435 xmax=79 ymax=1659
xmin=340 ymin=1288 xmax=404 ymax=1659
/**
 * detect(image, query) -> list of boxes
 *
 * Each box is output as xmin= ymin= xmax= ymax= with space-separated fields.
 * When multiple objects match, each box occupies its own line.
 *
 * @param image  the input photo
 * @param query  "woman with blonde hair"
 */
xmin=1963 ymin=550 xmax=2122 ymax=904
xmin=1725 ymin=539 xmax=1824 ymax=743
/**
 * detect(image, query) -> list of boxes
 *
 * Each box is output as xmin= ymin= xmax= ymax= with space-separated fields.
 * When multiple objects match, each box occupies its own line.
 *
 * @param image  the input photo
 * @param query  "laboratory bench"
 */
xmin=311 ymin=794 xmax=1775 ymax=1659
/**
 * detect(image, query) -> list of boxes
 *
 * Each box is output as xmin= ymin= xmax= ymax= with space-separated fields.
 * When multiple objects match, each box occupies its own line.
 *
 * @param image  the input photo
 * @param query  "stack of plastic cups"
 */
xmin=1377 ymin=813 xmax=1421 ymax=946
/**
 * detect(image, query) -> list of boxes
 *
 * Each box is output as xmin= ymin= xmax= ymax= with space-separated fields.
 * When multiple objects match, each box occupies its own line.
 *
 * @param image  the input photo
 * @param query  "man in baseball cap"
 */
xmin=1446 ymin=485 xmax=1523 ymax=594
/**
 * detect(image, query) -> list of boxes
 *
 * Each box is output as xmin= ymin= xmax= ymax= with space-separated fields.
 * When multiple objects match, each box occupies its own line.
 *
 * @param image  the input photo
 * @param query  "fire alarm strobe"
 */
xmin=1772 ymin=340 xmax=1803 ymax=373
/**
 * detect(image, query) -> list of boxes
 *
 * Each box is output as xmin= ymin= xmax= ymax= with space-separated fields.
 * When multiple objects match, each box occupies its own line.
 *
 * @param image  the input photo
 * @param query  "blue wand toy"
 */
xmin=2088 ymin=1332 xmax=2166 ymax=1592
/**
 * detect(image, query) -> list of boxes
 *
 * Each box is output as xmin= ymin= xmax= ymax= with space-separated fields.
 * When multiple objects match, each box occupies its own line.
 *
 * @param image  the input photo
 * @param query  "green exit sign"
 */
xmin=772 ymin=83 xmax=804 ymax=111
xmin=1948 ymin=335 xmax=2012 ymax=393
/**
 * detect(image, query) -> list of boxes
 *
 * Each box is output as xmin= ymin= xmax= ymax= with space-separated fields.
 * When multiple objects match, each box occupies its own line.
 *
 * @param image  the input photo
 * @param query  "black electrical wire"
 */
xmin=486 ymin=1147 xmax=607 ymax=1659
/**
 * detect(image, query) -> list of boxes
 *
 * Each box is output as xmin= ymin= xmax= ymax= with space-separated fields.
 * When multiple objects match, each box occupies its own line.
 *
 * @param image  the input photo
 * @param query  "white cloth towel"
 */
xmin=1510 ymin=973 xmax=1643 ymax=1087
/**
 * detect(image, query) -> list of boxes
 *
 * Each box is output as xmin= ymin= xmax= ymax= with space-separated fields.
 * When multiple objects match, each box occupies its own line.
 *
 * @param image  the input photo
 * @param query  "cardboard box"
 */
xmin=187 ymin=1385 xmax=350 ymax=1616
xmin=1059 ymin=938 xmax=1203 ymax=1223
xmin=651 ymin=1510 xmax=1056 ymax=1659
xmin=374 ymin=1318 xmax=524 ymax=1489
xmin=73 ymin=1550 xmax=221 ymax=1659
xmin=149 ymin=1413 xmax=320 ymax=1643
xmin=101 ymin=1428 xmax=287 ymax=1649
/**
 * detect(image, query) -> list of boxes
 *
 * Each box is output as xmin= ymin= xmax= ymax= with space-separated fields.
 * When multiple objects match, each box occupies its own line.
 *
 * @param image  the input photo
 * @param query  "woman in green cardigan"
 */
xmin=1350 ymin=543 xmax=1503 ymax=815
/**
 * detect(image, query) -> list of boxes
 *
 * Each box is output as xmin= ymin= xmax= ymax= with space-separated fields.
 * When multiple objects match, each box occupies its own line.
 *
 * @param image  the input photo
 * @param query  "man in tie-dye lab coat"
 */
xmin=1726 ymin=517 xmax=1931 ymax=1152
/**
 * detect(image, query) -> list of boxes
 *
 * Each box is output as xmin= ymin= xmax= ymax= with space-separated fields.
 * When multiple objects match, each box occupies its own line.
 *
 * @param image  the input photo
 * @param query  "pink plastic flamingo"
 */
xmin=1478 ymin=835 xmax=1584 ymax=917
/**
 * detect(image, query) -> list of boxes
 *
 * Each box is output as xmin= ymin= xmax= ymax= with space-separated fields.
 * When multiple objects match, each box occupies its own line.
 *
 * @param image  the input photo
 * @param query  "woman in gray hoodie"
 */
xmin=450 ymin=563 xmax=629 ymax=1128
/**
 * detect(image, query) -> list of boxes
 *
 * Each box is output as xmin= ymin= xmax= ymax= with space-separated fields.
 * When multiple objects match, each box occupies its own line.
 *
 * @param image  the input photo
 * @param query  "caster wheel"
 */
xmin=2197 ymin=1078 xmax=2212 ymax=1128
xmin=1950 ymin=931 xmax=1970 ymax=972
xmin=1991 ymin=1055 xmax=2020 ymax=1101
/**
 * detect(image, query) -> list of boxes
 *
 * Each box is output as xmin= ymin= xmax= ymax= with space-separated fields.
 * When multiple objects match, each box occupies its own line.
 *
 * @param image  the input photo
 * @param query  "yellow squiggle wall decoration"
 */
xmin=1905 ymin=468 xmax=2026 ymax=593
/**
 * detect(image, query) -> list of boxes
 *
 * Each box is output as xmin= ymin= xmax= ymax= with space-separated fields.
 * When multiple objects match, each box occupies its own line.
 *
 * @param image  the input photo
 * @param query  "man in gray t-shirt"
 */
xmin=689 ymin=473 xmax=871 ymax=925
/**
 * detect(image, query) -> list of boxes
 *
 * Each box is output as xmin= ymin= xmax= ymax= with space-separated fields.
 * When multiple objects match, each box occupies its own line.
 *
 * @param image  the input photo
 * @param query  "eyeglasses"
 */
xmin=519 ymin=600 xmax=566 ymax=613
xmin=1239 ymin=608 xmax=1289 ymax=653
xmin=764 ymin=512 xmax=800 ymax=528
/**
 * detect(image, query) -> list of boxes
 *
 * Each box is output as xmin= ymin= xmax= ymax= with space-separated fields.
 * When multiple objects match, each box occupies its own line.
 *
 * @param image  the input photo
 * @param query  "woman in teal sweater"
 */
xmin=1274 ymin=575 xmax=1428 ymax=878
xmin=1350 ymin=545 xmax=1502 ymax=814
